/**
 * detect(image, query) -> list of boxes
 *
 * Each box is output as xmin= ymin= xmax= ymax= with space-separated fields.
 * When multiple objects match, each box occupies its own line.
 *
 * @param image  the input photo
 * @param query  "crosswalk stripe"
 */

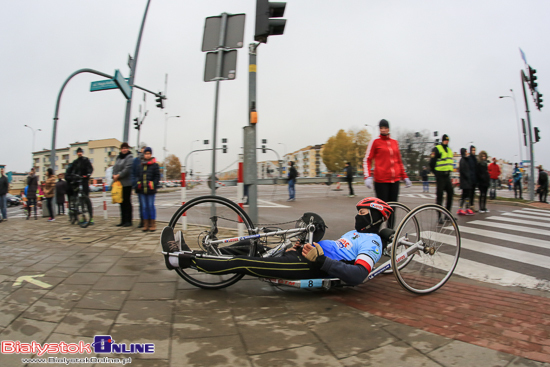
xmin=502 ymin=212 xmax=550 ymax=222
xmin=423 ymin=231 xmax=550 ymax=270
xmin=453 ymin=226 xmax=550 ymax=250
xmin=467 ymin=220 xmax=550 ymax=237
xmin=486 ymin=216 xmax=550 ymax=229
xmin=518 ymin=208 xmax=550 ymax=215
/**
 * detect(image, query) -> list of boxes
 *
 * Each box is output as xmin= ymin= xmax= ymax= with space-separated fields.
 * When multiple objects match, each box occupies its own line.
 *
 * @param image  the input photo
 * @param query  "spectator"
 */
xmin=344 ymin=162 xmax=355 ymax=197
xmin=363 ymin=119 xmax=411 ymax=204
xmin=287 ymin=161 xmax=297 ymax=202
xmin=429 ymin=134 xmax=454 ymax=221
xmin=508 ymin=177 xmax=512 ymax=191
xmin=0 ymin=167 xmax=9 ymax=222
xmin=513 ymin=163 xmax=523 ymax=199
xmin=55 ymin=173 xmax=67 ymax=215
xmin=44 ymin=168 xmax=56 ymax=222
xmin=26 ymin=167 xmax=39 ymax=220
xmin=421 ymin=166 xmax=429 ymax=193
xmin=132 ymin=145 xmax=146 ymax=228
xmin=457 ymin=148 xmax=474 ymax=216
xmin=477 ymin=151 xmax=490 ymax=213
xmin=136 ymin=147 xmax=160 ymax=231
xmin=68 ymin=147 xmax=94 ymax=224
xmin=467 ymin=145 xmax=478 ymax=211
xmin=537 ymin=166 xmax=548 ymax=203
xmin=488 ymin=157 xmax=501 ymax=200
xmin=112 ymin=142 xmax=134 ymax=227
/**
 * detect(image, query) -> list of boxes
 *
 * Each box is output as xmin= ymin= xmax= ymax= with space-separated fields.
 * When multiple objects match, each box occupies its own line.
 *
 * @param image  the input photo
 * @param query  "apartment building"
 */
xmin=282 ymin=144 xmax=327 ymax=177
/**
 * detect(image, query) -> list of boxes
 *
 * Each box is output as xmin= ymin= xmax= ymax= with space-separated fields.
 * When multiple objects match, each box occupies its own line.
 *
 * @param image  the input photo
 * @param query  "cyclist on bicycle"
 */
xmin=67 ymin=147 xmax=94 ymax=223
xmin=161 ymin=197 xmax=393 ymax=286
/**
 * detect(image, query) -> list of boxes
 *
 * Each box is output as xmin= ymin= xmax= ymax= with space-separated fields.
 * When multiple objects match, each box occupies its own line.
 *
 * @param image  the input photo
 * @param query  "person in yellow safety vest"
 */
xmin=429 ymin=134 xmax=454 ymax=224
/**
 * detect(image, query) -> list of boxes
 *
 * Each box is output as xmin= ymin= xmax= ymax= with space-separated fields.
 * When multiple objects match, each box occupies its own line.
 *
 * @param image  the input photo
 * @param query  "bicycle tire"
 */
xmin=391 ymin=204 xmax=460 ymax=294
xmin=168 ymin=195 xmax=256 ymax=290
xmin=381 ymin=202 xmax=418 ymax=274
xmin=69 ymin=198 xmax=77 ymax=225
xmin=77 ymin=196 xmax=90 ymax=228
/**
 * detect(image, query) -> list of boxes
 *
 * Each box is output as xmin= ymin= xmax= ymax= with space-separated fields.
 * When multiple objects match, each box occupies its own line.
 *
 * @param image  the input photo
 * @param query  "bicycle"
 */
xmin=67 ymin=177 xmax=92 ymax=228
xmin=165 ymin=195 xmax=461 ymax=294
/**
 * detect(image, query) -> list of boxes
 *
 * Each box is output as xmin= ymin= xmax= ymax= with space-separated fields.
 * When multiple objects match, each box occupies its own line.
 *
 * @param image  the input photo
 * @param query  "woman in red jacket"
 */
xmin=363 ymin=119 xmax=411 ymax=206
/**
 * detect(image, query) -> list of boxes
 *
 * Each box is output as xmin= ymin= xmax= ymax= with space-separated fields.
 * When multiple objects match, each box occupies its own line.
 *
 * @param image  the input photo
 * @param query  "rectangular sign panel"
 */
xmin=114 ymin=69 xmax=132 ymax=99
xmin=204 ymin=50 xmax=237 ymax=82
xmin=90 ymin=78 xmax=129 ymax=92
xmin=202 ymin=13 xmax=245 ymax=52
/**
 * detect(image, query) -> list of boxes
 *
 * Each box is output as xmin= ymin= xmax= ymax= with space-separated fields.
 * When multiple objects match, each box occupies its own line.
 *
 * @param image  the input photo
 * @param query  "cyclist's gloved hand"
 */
xmin=365 ymin=177 xmax=373 ymax=189
xmin=303 ymin=243 xmax=326 ymax=267
xmin=405 ymin=178 xmax=412 ymax=188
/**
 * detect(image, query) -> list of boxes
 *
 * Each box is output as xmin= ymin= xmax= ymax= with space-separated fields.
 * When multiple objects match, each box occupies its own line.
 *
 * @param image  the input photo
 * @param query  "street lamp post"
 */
xmin=24 ymin=125 xmax=41 ymax=167
xmin=163 ymin=113 xmax=181 ymax=180
xmin=499 ymin=90 xmax=524 ymax=163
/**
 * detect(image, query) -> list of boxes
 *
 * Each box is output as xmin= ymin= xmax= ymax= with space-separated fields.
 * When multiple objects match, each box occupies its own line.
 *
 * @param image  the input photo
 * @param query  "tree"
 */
xmin=393 ymin=129 xmax=434 ymax=180
xmin=322 ymin=128 xmax=371 ymax=173
xmin=164 ymin=154 xmax=182 ymax=180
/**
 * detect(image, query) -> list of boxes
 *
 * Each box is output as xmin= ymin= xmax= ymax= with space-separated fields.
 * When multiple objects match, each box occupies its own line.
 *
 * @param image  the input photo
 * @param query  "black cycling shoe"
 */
xmin=176 ymin=231 xmax=191 ymax=252
xmin=161 ymin=227 xmax=180 ymax=270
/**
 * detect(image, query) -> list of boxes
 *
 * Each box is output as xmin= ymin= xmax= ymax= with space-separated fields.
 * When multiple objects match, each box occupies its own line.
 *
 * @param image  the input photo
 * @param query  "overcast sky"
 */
xmin=1 ymin=0 xmax=549 ymax=176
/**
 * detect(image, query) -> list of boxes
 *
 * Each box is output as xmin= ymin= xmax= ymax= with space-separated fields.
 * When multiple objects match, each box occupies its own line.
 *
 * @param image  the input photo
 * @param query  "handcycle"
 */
xmin=67 ymin=176 xmax=92 ymax=228
xmin=164 ymin=195 xmax=461 ymax=294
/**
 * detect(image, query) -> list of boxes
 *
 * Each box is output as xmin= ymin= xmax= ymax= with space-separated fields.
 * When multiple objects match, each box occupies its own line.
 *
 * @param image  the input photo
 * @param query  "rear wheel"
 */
xmin=168 ymin=195 xmax=256 ymax=289
xmin=380 ymin=202 xmax=418 ymax=274
xmin=391 ymin=204 xmax=460 ymax=294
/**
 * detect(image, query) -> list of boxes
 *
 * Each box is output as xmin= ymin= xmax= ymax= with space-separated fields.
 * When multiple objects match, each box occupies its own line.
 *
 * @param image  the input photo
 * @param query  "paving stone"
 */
xmin=116 ymin=300 xmax=173 ymax=324
xmin=64 ymin=272 xmax=103 ymax=285
xmin=22 ymin=298 xmax=77 ymax=323
xmin=32 ymin=332 xmax=99 ymax=367
xmin=171 ymin=333 xmax=252 ymax=367
xmin=3 ymin=287 xmax=47 ymax=305
xmin=75 ymin=290 xmax=128 ymax=310
xmin=137 ymin=268 xmax=178 ymax=282
xmin=428 ymin=340 xmax=516 ymax=367
xmin=110 ymin=324 xmax=170 ymax=360
xmin=0 ymin=302 xmax=29 ymax=327
xmin=43 ymin=267 xmax=80 ymax=278
xmin=92 ymin=275 xmax=137 ymax=291
xmin=78 ymin=262 xmax=114 ymax=273
xmin=0 ymin=318 xmax=57 ymax=342
xmin=341 ymin=341 xmax=443 ymax=367
xmin=382 ymin=321 xmax=453 ymax=354
xmin=128 ymin=282 xmax=176 ymax=300
xmin=54 ymin=308 xmax=118 ymax=337
xmin=175 ymin=289 xmax=231 ymax=310
xmin=43 ymin=284 xmax=92 ymax=302
xmin=250 ymin=343 xmax=343 ymax=367
xmin=173 ymin=309 xmax=237 ymax=339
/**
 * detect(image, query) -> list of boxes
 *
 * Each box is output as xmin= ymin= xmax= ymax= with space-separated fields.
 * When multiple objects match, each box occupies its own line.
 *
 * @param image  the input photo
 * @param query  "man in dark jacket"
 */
xmin=476 ymin=151 xmax=491 ymax=213
xmin=68 ymin=147 xmax=94 ymax=223
xmin=344 ymin=162 xmax=355 ymax=197
xmin=55 ymin=173 xmax=68 ymax=215
xmin=457 ymin=148 xmax=473 ymax=216
xmin=113 ymin=142 xmax=134 ymax=227
xmin=26 ymin=167 xmax=39 ymax=220
xmin=537 ymin=166 xmax=548 ymax=203
xmin=467 ymin=145 xmax=478 ymax=211
xmin=0 ymin=167 xmax=9 ymax=222
xmin=287 ymin=161 xmax=298 ymax=202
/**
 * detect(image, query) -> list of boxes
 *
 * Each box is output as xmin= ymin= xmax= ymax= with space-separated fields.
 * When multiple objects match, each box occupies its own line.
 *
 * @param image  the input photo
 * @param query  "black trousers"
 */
xmin=540 ymin=189 xmax=548 ymax=203
xmin=347 ymin=180 xmax=354 ymax=195
xmin=459 ymin=189 xmax=471 ymax=209
xmin=27 ymin=198 xmax=38 ymax=218
xmin=119 ymin=186 xmax=133 ymax=224
xmin=435 ymin=172 xmax=454 ymax=212
xmin=478 ymin=185 xmax=488 ymax=211
xmin=46 ymin=197 xmax=54 ymax=219
xmin=374 ymin=181 xmax=400 ymax=203
xmin=514 ymin=181 xmax=523 ymax=199
xmin=57 ymin=203 xmax=65 ymax=215
xmin=469 ymin=184 xmax=477 ymax=209
xmin=192 ymin=250 xmax=328 ymax=280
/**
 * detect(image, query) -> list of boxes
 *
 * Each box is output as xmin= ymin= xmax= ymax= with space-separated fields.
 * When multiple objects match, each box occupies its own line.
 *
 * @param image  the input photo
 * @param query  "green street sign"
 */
xmin=90 ymin=78 xmax=129 ymax=92
xmin=114 ymin=69 xmax=132 ymax=99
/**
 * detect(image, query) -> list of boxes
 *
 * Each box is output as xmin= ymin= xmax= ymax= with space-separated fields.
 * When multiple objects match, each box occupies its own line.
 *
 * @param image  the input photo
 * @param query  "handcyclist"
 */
xmin=161 ymin=198 xmax=393 ymax=286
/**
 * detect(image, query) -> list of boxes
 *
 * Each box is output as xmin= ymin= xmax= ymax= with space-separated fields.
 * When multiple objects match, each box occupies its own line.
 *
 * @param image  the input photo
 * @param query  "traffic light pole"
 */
xmin=244 ymin=43 xmax=259 ymax=224
xmin=520 ymin=70 xmax=535 ymax=201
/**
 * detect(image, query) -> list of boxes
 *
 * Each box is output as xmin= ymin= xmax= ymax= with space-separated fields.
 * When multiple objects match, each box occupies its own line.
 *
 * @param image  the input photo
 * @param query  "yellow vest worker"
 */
xmin=429 ymin=134 xmax=454 ymax=220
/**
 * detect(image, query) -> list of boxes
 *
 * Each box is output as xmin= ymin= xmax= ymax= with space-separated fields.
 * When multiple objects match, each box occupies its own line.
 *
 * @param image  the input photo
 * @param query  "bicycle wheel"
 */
xmin=69 ymin=198 xmax=77 ymax=225
xmin=380 ymin=202 xmax=418 ymax=274
xmin=77 ymin=196 xmax=90 ymax=228
xmin=168 ymin=195 xmax=256 ymax=289
xmin=391 ymin=204 xmax=460 ymax=294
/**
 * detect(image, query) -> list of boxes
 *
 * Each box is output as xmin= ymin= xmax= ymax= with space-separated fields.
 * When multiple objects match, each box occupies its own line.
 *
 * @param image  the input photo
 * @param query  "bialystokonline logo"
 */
xmin=1 ymin=335 xmax=155 ymax=356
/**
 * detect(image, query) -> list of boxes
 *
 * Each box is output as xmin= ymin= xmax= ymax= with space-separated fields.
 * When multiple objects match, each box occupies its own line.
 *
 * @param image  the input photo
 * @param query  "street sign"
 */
xmin=114 ymin=69 xmax=132 ymax=99
xmin=204 ymin=50 xmax=237 ymax=82
xmin=202 ymin=13 xmax=245 ymax=52
xmin=90 ymin=78 xmax=129 ymax=92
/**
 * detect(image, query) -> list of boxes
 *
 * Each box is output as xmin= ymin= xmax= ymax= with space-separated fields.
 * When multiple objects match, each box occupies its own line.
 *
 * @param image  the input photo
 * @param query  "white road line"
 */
xmin=466 ymin=220 xmax=550 ymax=237
xmin=422 ymin=231 xmax=550 ymax=270
xmin=518 ymin=208 xmax=550 ymax=215
xmin=502 ymin=212 xmax=550 ymax=222
xmin=486 ymin=216 xmax=550 ymax=229
xmin=451 ymin=226 xmax=550 ymax=250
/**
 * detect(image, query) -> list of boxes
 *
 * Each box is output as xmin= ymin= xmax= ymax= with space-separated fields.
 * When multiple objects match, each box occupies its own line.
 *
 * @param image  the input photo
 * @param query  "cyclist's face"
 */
xmin=358 ymin=208 xmax=370 ymax=216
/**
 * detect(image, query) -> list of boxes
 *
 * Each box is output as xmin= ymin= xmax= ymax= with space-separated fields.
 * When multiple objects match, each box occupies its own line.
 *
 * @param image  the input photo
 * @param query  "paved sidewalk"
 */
xmin=0 ymin=217 xmax=549 ymax=367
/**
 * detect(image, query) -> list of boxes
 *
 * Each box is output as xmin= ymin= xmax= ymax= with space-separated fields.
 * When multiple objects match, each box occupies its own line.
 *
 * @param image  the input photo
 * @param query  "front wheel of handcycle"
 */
xmin=390 ymin=204 xmax=460 ymax=294
xmin=168 ymin=195 xmax=256 ymax=290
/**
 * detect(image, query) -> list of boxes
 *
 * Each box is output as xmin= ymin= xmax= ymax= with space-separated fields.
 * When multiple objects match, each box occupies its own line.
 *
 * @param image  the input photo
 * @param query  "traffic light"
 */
xmin=133 ymin=118 xmax=139 ymax=130
xmin=222 ymin=144 xmax=227 ymax=153
xmin=262 ymin=139 xmax=267 ymax=144
xmin=254 ymin=0 xmax=287 ymax=43
xmin=528 ymin=66 xmax=538 ymax=91
xmin=534 ymin=127 xmax=541 ymax=143
xmin=222 ymin=138 xmax=227 ymax=144
xmin=536 ymin=92 xmax=544 ymax=110
xmin=155 ymin=92 xmax=164 ymax=109
xmin=262 ymin=145 xmax=266 ymax=153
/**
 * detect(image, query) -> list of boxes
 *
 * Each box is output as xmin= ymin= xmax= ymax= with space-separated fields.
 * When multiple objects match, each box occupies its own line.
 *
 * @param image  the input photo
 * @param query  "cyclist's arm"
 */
xmin=320 ymin=258 xmax=370 ymax=286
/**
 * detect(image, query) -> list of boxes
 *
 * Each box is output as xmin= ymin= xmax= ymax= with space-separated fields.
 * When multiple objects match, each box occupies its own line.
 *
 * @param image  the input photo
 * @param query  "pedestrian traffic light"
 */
xmin=254 ymin=0 xmax=287 ymax=43
xmin=222 ymin=144 xmax=227 ymax=153
xmin=262 ymin=145 xmax=266 ymax=153
xmin=262 ymin=139 xmax=267 ymax=144
xmin=534 ymin=127 xmax=541 ymax=142
xmin=528 ymin=66 xmax=538 ymax=91
xmin=155 ymin=92 xmax=164 ymax=109
xmin=434 ymin=131 xmax=438 ymax=137
xmin=222 ymin=138 xmax=227 ymax=144
xmin=133 ymin=118 xmax=139 ymax=130
xmin=536 ymin=92 xmax=544 ymax=110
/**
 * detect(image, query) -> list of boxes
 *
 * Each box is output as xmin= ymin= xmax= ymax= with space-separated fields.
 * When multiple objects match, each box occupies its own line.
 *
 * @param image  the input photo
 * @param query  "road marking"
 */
xmin=518 ymin=208 xmax=550 ymax=216
xmin=502 ymin=212 xmax=550 ymax=222
xmin=13 ymin=274 xmax=52 ymax=288
xmin=486 ymin=215 xmax=550 ymax=229
xmin=450 ymin=225 xmax=550 ymax=250
xmin=466 ymin=220 xmax=550 ymax=237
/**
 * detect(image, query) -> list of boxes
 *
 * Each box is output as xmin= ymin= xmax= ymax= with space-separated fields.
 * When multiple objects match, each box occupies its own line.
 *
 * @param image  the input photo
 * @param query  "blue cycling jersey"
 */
xmin=318 ymin=230 xmax=383 ymax=272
